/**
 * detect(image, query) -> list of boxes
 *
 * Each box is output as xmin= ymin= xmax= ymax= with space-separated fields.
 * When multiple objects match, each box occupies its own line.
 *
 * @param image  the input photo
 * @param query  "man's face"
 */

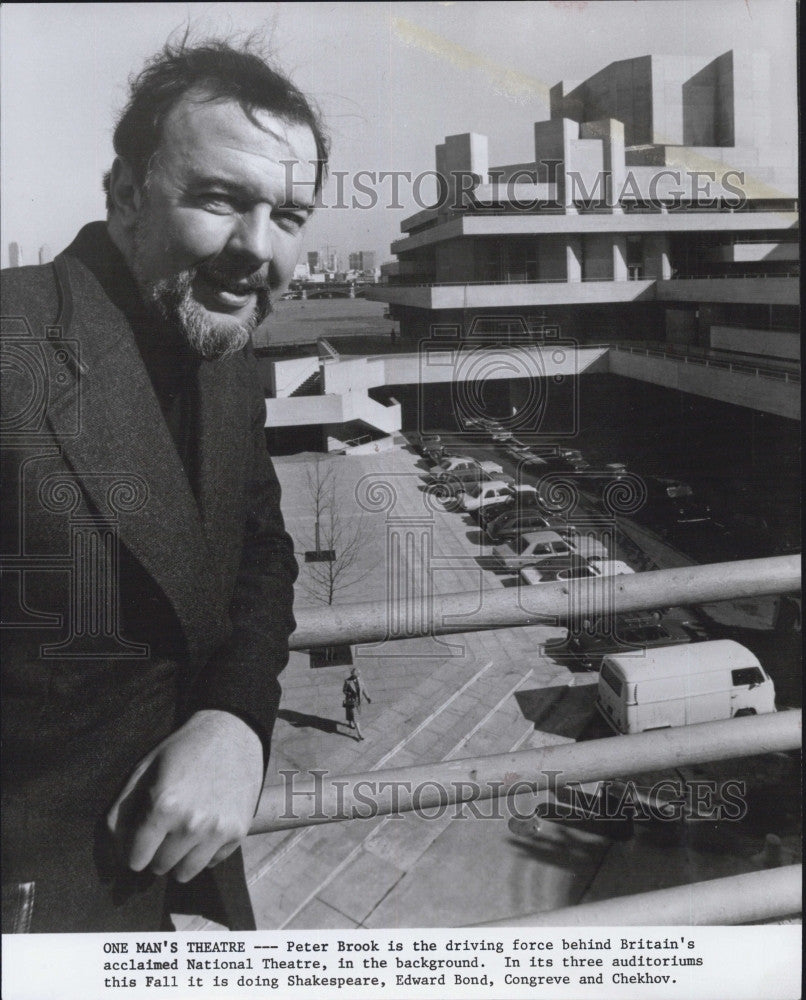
xmin=129 ymin=92 xmax=318 ymax=359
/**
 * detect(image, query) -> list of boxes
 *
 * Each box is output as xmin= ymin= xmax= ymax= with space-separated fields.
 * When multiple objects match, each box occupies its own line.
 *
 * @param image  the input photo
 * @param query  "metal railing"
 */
xmin=251 ymin=710 xmax=801 ymax=834
xmin=478 ymin=865 xmax=803 ymax=927
xmin=288 ymin=555 xmax=799 ymax=650
xmin=669 ymin=270 xmax=799 ymax=280
xmin=248 ymin=554 xmax=801 ymax=924
xmin=378 ymin=270 xmax=798 ymax=289
xmin=612 ymin=342 xmax=801 ymax=384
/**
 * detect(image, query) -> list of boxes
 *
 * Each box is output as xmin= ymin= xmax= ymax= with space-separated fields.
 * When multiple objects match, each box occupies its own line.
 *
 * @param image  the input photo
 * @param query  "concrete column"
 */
xmin=566 ymin=236 xmax=582 ymax=283
xmin=580 ymin=119 xmax=625 ymax=212
xmin=612 ymin=235 xmax=628 ymax=281
xmin=642 ymin=233 xmax=672 ymax=280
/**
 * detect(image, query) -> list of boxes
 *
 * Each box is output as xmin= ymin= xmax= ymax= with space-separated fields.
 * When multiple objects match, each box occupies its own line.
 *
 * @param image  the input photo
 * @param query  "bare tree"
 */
xmin=301 ymin=457 xmax=371 ymax=606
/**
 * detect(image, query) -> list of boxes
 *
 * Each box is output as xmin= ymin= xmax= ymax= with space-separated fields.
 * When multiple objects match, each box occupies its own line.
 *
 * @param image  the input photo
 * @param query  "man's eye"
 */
xmin=198 ymin=194 xmax=238 ymax=212
xmin=274 ymin=212 xmax=308 ymax=232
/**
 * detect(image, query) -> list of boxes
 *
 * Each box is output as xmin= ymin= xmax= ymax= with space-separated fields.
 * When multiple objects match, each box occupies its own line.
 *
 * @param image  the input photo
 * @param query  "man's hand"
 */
xmin=107 ymin=710 xmax=263 ymax=883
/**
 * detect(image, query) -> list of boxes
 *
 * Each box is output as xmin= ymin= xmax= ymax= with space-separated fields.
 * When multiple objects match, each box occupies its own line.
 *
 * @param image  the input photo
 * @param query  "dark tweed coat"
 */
xmin=1 ymin=224 xmax=298 ymax=932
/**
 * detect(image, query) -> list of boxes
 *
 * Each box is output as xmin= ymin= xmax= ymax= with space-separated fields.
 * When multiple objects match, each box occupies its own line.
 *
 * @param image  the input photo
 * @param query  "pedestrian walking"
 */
xmin=342 ymin=668 xmax=371 ymax=740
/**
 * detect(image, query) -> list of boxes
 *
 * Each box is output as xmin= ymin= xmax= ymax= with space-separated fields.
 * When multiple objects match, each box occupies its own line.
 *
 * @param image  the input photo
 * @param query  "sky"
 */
xmin=1 ymin=1 xmax=798 ymax=269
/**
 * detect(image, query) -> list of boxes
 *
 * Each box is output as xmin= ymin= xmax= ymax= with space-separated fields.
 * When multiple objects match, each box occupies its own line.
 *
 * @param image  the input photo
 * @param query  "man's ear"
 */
xmin=107 ymin=157 xmax=144 ymax=226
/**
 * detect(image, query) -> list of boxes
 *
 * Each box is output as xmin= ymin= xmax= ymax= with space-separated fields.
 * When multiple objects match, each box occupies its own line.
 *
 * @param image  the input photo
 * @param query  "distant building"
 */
xmin=38 ymin=245 xmax=53 ymax=265
xmin=307 ymin=251 xmax=321 ymax=274
xmin=349 ymin=251 xmax=377 ymax=273
xmin=369 ymin=49 xmax=798 ymax=368
xmin=8 ymin=243 xmax=23 ymax=268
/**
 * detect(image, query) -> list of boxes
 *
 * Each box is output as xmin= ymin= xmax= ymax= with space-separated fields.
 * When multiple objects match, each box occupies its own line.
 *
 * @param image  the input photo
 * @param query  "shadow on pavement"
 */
xmin=278 ymin=709 xmax=348 ymax=737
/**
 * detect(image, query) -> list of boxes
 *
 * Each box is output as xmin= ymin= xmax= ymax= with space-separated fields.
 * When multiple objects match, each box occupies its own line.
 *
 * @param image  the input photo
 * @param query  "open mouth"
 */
xmin=195 ymin=272 xmax=267 ymax=311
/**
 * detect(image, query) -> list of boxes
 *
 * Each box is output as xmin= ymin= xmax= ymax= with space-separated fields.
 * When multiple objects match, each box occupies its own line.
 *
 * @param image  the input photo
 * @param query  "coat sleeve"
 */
xmin=185 ymin=360 xmax=299 ymax=768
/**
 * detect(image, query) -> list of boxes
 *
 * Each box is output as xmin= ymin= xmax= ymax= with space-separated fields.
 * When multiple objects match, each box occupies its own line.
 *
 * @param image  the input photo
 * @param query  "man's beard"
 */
xmin=132 ymin=232 xmax=272 ymax=361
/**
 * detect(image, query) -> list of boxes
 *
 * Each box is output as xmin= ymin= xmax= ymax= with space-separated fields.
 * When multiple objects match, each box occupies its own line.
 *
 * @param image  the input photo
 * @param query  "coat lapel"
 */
xmin=194 ymin=351 xmax=252 ymax=585
xmin=44 ymin=249 xmax=229 ymax=662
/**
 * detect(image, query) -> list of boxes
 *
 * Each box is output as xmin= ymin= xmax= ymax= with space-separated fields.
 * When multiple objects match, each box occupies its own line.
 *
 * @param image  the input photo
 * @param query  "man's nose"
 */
xmin=228 ymin=207 xmax=273 ymax=266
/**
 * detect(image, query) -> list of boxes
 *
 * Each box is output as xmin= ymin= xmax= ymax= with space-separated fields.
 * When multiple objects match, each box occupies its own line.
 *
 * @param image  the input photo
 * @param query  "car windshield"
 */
xmin=620 ymin=626 xmax=669 ymax=643
xmin=513 ymin=536 xmax=532 ymax=554
xmin=666 ymin=484 xmax=693 ymax=498
xmin=466 ymin=485 xmax=483 ymax=498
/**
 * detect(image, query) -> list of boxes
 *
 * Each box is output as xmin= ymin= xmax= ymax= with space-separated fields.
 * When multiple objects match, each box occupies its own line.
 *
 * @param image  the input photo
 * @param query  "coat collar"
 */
xmin=44 ymin=224 xmax=252 ymax=662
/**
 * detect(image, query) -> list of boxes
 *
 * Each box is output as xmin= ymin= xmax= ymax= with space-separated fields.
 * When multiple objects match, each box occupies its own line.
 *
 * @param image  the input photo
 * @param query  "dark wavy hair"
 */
xmin=104 ymin=38 xmax=329 ymax=210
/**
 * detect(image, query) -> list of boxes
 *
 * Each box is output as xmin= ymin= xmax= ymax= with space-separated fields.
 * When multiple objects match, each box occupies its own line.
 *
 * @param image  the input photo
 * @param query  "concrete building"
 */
xmin=260 ymin=50 xmax=798 ymax=451
xmin=368 ymin=51 xmax=798 ymax=369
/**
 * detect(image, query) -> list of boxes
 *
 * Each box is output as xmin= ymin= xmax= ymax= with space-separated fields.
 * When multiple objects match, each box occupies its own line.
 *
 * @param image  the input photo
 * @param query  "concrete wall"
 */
xmin=683 ymin=51 xmax=734 ymax=146
xmin=707 ymin=243 xmax=800 ymax=263
xmin=383 ymin=345 xmax=609 ymax=387
xmin=608 ymin=348 xmax=799 ymax=419
xmin=270 ymin=356 xmax=319 ymax=397
xmin=563 ymin=55 xmax=654 ymax=146
xmin=435 ymin=133 xmax=489 ymax=208
xmin=656 ymin=276 xmax=798 ymax=306
xmin=710 ymin=325 xmax=800 ymax=361
xmin=376 ymin=278 xmax=657 ymax=310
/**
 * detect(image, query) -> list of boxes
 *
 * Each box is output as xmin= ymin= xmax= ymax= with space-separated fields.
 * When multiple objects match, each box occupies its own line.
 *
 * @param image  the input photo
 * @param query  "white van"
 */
xmin=596 ymin=639 xmax=776 ymax=735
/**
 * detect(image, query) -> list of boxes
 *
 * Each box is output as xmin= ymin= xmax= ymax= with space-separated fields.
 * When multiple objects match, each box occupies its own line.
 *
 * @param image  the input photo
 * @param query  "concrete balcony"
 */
xmin=608 ymin=344 xmax=800 ymax=419
xmin=656 ymin=275 xmax=799 ymax=306
xmin=390 ymin=211 xmax=798 ymax=254
xmin=368 ymin=278 xmax=656 ymax=310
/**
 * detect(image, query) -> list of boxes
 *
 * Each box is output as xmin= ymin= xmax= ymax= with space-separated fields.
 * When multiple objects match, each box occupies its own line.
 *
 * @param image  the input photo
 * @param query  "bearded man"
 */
xmin=0 ymin=40 xmax=327 ymax=932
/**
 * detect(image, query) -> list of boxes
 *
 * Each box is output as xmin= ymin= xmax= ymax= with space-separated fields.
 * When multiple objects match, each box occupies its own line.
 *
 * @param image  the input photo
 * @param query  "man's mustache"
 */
xmin=197 ymin=263 xmax=271 ymax=292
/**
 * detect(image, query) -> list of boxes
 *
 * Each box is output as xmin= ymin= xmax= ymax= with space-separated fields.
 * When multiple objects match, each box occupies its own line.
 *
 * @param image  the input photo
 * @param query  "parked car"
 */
xmin=459 ymin=480 xmax=539 ymax=514
xmin=429 ymin=455 xmax=504 ymax=480
xmin=494 ymin=528 xmax=608 ymax=569
xmin=422 ymin=442 xmax=448 ymax=466
xmin=490 ymin=428 xmax=516 ymax=442
xmin=631 ymin=476 xmax=712 ymax=529
xmin=493 ymin=530 xmax=574 ymax=569
xmin=596 ymin=640 xmax=776 ymax=735
xmin=432 ymin=467 xmax=494 ymax=500
xmin=463 ymin=416 xmax=506 ymax=431
xmin=504 ymin=443 xmax=540 ymax=461
xmin=543 ymin=610 xmax=697 ymax=669
xmin=519 ymin=557 xmax=634 ymax=586
xmin=534 ymin=462 xmax=628 ymax=506
xmin=479 ymin=494 xmax=546 ymax=533
xmin=485 ymin=507 xmax=555 ymax=541
xmin=410 ymin=432 xmax=442 ymax=456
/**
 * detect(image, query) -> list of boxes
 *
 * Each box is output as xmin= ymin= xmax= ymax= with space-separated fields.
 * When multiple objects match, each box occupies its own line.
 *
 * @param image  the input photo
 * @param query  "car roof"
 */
xmin=603 ymin=639 xmax=761 ymax=679
xmin=520 ymin=530 xmax=567 ymax=544
xmin=590 ymin=560 xmax=635 ymax=575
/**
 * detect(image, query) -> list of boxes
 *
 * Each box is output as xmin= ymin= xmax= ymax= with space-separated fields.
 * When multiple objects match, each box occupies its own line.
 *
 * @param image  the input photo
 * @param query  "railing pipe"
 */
xmin=250 ymin=709 xmax=801 ymax=834
xmin=289 ymin=555 xmax=800 ymax=650
xmin=476 ymin=866 xmax=802 ymax=927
